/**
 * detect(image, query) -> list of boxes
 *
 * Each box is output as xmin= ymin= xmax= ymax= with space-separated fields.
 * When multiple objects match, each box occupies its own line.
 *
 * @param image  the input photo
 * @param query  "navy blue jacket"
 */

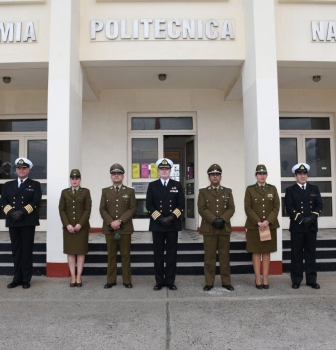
xmin=146 ymin=179 xmax=185 ymax=232
xmin=284 ymin=183 xmax=323 ymax=233
xmin=0 ymin=178 xmax=42 ymax=227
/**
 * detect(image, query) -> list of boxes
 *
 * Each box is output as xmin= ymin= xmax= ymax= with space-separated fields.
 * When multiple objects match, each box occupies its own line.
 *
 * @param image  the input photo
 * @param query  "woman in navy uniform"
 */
xmin=59 ymin=169 xmax=92 ymax=287
xmin=285 ymin=163 xmax=323 ymax=289
xmin=0 ymin=157 xmax=42 ymax=289
xmin=146 ymin=158 xmax=185 ymax=291
xmin=244 ymin=164 xmax=280 ymax=289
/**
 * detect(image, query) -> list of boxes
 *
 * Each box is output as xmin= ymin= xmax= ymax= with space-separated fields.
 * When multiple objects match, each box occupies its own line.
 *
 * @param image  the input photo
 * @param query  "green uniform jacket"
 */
xmin=99 ymin=185 xmax=136 ymax=234
xmin=198 ymin=186 xmax=235 ymax=236
xmin=59 ymin=187 xmax=92 ymax=229
xmin=244 ymin=182 xmax=280 ymax=230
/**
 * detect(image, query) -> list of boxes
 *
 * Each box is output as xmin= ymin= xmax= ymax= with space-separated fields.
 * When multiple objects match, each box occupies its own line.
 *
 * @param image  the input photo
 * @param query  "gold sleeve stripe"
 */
xmin=312 ymin=212 xmax=320 ymax=217
xmin=294 ymin=213 xmax=300 ymax=221
xmin=4 ymin=205 xmax=13 ymax=214
xmin=151 ymin=211 xmax=161 ymax=220
xmin=24 ymin=204 xmax=33 ymax=214
xmin=173 ymin=208 xmax=182 ymax=218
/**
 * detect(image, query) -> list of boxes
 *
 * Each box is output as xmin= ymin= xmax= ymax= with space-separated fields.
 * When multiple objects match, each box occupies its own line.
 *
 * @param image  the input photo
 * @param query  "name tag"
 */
xmin=268 ymin=194 xmax=273 ymax=198
xmin=170 ymin=190 xmax=178 ymax=193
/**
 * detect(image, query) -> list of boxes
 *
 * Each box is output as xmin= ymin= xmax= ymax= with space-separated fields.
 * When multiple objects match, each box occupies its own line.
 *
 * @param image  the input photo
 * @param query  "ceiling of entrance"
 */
xmin=1 ymin=63 xmax=336 ymax=102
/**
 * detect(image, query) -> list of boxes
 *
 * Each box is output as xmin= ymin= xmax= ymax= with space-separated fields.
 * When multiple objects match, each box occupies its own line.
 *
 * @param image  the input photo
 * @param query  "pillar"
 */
xmin=242 ymin=0 xmax=282 ymax=273
xmin=46 ymin=0 xmax=83 ymax=277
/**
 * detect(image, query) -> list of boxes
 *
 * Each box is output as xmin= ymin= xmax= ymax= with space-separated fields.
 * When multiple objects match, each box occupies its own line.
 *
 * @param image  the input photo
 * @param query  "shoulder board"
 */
xmin=247 ymin=184 xmax=255 ymax=188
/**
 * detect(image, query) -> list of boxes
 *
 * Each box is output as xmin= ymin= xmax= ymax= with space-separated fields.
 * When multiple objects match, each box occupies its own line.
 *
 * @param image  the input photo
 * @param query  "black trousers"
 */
xmin=9 ymin=226 xmax=36 ymax=283
xmin=152 ymin=231 xmax=178 ymax=285
xmin=290 ymin=230 xmax=317 ymax=285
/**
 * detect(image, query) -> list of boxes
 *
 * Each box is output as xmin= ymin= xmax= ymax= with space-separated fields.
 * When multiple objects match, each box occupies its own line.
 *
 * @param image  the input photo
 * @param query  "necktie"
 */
xmin=115 ymin=186 xmax=119 ymax=193
xmin=164 ymin=181 xmax=166 ymax=187
xmin=73 ymin=189 xmax=77 ymax=194
xmin=301 ymin=185 xmax=305 ymax=190
xmin=19 ymin=180 xmax=23 ymax=188
xmin=261 ymin=186 xmax=264 ymax=191
xmin=214 ymin=187 xmax=218 ymax=193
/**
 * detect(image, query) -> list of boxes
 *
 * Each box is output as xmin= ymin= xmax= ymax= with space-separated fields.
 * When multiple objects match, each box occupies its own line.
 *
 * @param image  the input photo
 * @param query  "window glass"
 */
xmin=28 ymin=140 xmax=47 ymax=179
xmin=280 ymin=138 xmax=297 ymax=177
xmin=132 ymin=138 xmax=158 ymax=179
xmin=0 ymin=140 xmax=19 ymax=179
xmin=132 ymin=117 xmax=193 ymax=130
xmin=305 ymin=138 xmax=331 ymax=177
xmin=0 ymin=119 xmax=47 ymax=132
xmin=280 ymin=117 xmax=330 ymax=130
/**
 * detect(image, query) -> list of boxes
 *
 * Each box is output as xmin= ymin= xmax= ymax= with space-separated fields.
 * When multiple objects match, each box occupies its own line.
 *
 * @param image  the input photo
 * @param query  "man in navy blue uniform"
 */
xmin=146 ymin=158 xmax=185 ymax=291
xmin=0 ymin=157 xmax=42 ymax=289
xmin=285 ymin=163 xmax=323 ymax=290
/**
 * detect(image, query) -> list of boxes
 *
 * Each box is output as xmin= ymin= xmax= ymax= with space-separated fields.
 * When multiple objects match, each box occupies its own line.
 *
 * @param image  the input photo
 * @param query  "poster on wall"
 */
xmin=132 ymin=163 xmax=140 ymax=178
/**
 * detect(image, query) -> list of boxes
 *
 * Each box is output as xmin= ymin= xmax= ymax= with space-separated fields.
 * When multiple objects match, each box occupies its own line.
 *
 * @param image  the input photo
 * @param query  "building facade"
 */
xmin=1 ymin=0 xmax=335 ymax=276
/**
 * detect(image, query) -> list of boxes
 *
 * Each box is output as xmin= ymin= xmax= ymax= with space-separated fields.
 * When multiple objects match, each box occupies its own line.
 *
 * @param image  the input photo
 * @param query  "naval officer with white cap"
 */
xmin=284 ymin=163 xmax=323 ymax=290
xmin=146 ymin=158 xmax=185 ymax=291
xmin=0 ymin=157 xmax=42 ymax=289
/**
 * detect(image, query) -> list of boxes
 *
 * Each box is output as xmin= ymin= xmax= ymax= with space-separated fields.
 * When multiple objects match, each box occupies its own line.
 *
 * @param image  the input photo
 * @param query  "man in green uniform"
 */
xmin=198 ymin=164 xmax=235 ymax=291
xmin=100 ymin=164 xmax=137 ymax=289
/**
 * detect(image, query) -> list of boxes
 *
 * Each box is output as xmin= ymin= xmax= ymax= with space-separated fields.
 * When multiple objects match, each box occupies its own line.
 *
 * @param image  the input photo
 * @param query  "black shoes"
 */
xmin=22 ymin=282 xmax=30 ymax=289
xmin=123 ymin=283 xmax=133 ymax=288
xmin=167 ymin=284 xmax=177 ymax=291
xmin=154 ymin=284 xmax=164 ymax=291
xmin=70 ymin=282 xmax=77 ymax=287
xmin=255 ymin=283 xmax=263 ymax=290
xmin=263 ymin=284 xmax=269 ymax=290
xmin=292 ymin=283 xmax=300 ymax=289
xmin=222 ymin=284 xmax=234 ymax=291
xmin=306 ymin=282 xmax=320 ymax=289
xmin=203 ymin=285 xmax=213 ymax=291
xmin=7 ymin=281 xmax=22 ymax=289
xmin=104 ymin=283 xmax=116 ymax=289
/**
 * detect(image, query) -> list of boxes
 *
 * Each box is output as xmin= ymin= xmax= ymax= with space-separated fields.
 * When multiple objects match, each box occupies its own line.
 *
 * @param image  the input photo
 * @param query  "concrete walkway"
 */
xmin=1 ymin=272 xmax=336 ymax=350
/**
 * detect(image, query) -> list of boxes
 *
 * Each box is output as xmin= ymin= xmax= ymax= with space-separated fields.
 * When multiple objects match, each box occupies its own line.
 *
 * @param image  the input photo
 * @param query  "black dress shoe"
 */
xmin=154 ymin=284 xmax=163 ymax=291
xmin=255 ymin=283 xmax=263 ymax=290
xmin=292 ymin=283 xmax=300 ymax=289
xmin=123 ymin=283 xmax=133 ymax=288
xmin=222 ymin=284 xmax=234 ymax=291
xmin=263 ymin=284 xmax=269 ymax=290
xmin=7 ymin=281 xmax=22 ymax=289
xmin=203 ymin=285 xmax=213 ymax=291
xmin=306 ymin=282 xmax=320 ymax=289
xmin=104 ymin=283 xmax=116 ymax=289
xmin=22 ymin=282 xmax=30 ymax=289
xmin=167 ymin=284 xmax=177 ymax=291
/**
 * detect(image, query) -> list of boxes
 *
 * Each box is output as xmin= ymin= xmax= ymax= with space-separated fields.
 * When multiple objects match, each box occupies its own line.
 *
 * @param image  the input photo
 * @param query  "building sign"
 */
xmin=0 ymin=21 xmax=37 ymax=43
xmin=91 ymin=19 xmax=235 ymax=41
xmin=311 ymin=21 xmax=336 ymax=42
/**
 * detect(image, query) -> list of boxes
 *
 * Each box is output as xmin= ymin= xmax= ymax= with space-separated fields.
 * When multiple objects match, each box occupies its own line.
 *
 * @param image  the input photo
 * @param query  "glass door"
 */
xmin=280 ymin=135 xmax=334 ymax=228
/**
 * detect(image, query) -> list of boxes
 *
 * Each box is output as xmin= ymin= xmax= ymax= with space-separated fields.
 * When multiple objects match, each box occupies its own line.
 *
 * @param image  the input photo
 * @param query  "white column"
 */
xmin=46 ymin=0 xmax=83 ymax=276
xmin=242 ymin=0 xmax=282 ymax=265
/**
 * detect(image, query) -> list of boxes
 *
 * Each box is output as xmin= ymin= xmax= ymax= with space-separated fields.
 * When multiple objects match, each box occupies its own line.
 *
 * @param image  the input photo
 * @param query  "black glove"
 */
xmin=108 ymin=222 xmax=124 ymax=232
xmin=301 ymin=216 xmax=314 ymax=228
xmin=158 ymin=216 xmax=173 ymax=228
xmin=212 ymin=218 xmax=225 ymax=230
xmin=10 ymin=210 xmax=24 ymax=222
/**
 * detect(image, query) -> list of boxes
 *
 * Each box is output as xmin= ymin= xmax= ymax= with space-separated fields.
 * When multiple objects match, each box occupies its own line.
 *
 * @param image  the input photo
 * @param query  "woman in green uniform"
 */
xmin=244 ymin=165 xmax=280 ymax=289
xmin=59 ymin=169 xmax=92 ymax=287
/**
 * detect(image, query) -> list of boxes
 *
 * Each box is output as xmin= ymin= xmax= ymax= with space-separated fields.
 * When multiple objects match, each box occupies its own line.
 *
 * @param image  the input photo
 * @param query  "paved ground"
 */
xmin=1 ymin=272 xmax=336 ymax=350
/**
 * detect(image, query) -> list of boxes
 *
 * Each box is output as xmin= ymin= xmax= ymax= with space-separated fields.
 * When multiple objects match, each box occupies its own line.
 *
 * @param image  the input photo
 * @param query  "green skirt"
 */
xmin=246 ymin=229 xmax=277 ymax=253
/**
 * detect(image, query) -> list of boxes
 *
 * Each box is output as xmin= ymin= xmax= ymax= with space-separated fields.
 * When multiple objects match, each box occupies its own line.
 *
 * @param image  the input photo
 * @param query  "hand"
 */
xmin=74 ymin=224 xmax=82 ymax=232
xmin=301 ymin=216 xmax=314 ymax=228
xmin=258 ymin=220 xmax=269 ymax=230
xmin=111 ymin=220 xmax=121 ymax=230
xmin=159 ymin=216 xmax=173 ymax=228
xmin=10 ymin=210 xmax=24 ymax=222
xmin=212 ymin=218 xmax=225 ymax=229
xmin=66 ymin=224 xmax=75 ymax=233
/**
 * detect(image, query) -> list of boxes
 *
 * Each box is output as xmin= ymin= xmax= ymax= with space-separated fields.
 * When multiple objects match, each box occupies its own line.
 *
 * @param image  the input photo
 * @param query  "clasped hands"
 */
xmin=301 ymin=215 xmax=315 ymax=228
xmin=258 ymin=220 xmax=269 ymax=232
xmin=212 ymin=218 xmax=225 ymax=230
xmin=66 ymin=224 xmax=82 ymax=233
xmin=10 ymin=210 xmax=24 ymax=222
xmin=158 ymin=215 xmax=174 ymax=228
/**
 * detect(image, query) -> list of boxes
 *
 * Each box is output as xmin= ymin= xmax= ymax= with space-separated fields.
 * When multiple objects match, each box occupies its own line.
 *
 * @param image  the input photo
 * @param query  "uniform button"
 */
xmin=73 ymin=206 xmax=75 ymax=208
xmin=116 ymin=210 xmax=118 ymax=212
xmin=216 ymin=199 xmax=219 ymax=202
xmin=170 ymin=210 xmax=172 ymax=212
xmin=170 ymin=205 xmax=172 ymax=207
xmin=263 ymin=216 xmax=265 ymax=218
xmin=216 ymin=205 xmax=218 ymax=207
xmin=73 ymin=200 xmax=75 ymax=202
xmin=160 ymin=201 xmax=162 ymax=203
xmin=224 ymin=206 xmax=227 ymax=209
xmin=116 ymin=216 xmax=118 ymax=218
xmin=301 ymin=211 xmax=303 ymax=213
xmin=116 ymin=199 xmax=118 ymax=202
xmin=73 ymin=212 xmax=75 ymax=214
xmin=160 ymin=210 xmax=162 ymax=212
xmin=216 ymin=211 xmax=218 ymax=213
xmin=263 ymin=205 xmax=265 ymax=207
xmin=13 ymin=197 xmax=15 ymax=199
xmin=301 ymin=207 xmax=303 ymax=209
xmin=262 ymin=199 xmax=264 ymax=201
xmin=73 ymin=217 xmax=75 ymax=219
xmin=301 ymin=202 xmax=303 ymax=204
xmin=116 ymin=205 xmax=118 ymax=207
xmin=263 ymin=211 xmax=265 ymax=213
